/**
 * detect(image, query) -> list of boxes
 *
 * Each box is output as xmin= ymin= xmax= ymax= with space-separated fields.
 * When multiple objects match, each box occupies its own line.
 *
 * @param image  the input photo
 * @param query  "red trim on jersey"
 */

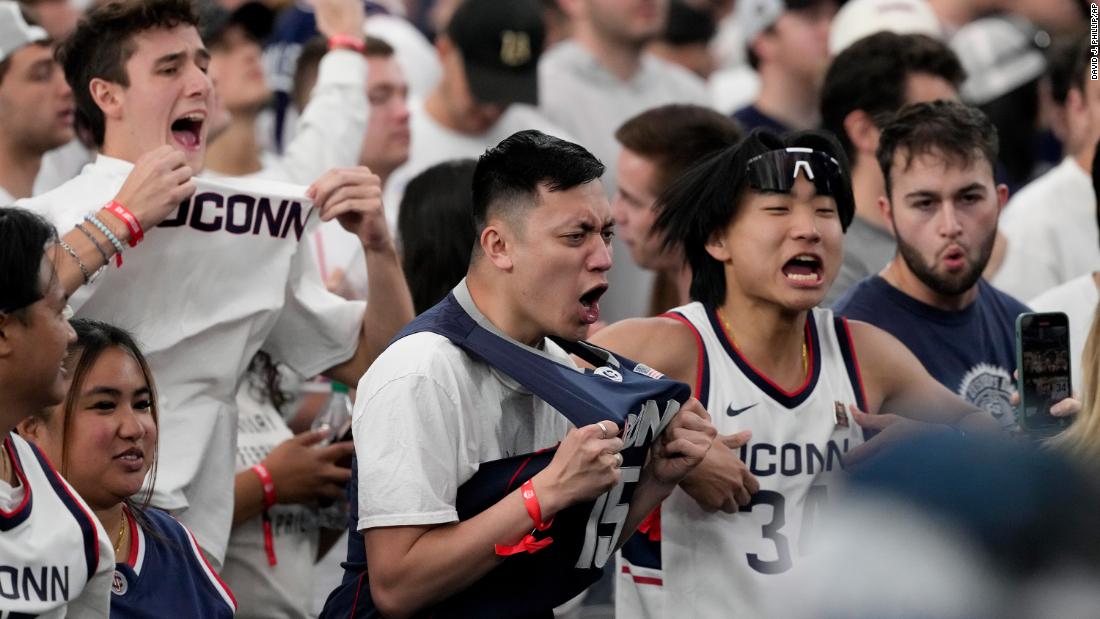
xmin=659 ymin=312 xmax=704 ymax=395
xmin=0 ymin=436 xmax=32 ymax=518
xmin=185 ymin=526 xmax=238 ymax=609
xmin=637 ymin=507 xmax=661 ymax=541
xmin=840 ymin=317 xmax=869 ymax=409
xmin=35 ymin=442 xmax=101 ymax=571
xmin=717 ymin=314 xmax=815 ymax=398
xmin=349 ymin=571 xmax=367 ymax=617
xmin=123 ymin=505 xmax=140 ymax=567
xmin=621 ymin=564 xmax=663 ymax=586
xmin=314 ymin=230 xmax=328 ymax=283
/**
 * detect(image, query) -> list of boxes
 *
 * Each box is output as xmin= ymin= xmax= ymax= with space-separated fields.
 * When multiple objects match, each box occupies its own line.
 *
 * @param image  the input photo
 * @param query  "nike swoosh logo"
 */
xmin=726 ymin=403 xmax=758 ymax=417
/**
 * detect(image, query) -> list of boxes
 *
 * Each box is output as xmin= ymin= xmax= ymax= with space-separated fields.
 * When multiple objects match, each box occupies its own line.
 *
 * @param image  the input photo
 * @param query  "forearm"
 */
xmin=232 ymin=469 xmax=266 ymax=527
xmin=367 ymin=473 xmax=566 ymax=618
xmin=56 ymin=210 xmax=130 ymax=297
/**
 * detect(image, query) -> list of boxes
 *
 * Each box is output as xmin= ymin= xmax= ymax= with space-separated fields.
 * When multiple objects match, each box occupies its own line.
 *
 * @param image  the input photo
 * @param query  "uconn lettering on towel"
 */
xmin=159 ymin=192 xmax=310 ymax=240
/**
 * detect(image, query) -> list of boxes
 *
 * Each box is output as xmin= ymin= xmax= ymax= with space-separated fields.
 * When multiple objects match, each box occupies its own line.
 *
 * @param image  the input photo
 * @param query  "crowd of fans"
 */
xmin=0 ymin=0 xmax=1098 ymax=617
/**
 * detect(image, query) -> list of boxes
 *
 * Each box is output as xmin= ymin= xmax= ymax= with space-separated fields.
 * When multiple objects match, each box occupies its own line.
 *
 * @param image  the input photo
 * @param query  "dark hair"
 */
xmin=821 ymin=32 xmax=965 ymax=162
xmin=292 ymin=35 xmax=394 ymax=112
xmin=46 ymin=319 xmax=159 ymax=510
xmin=1048 ymin=35 xmax=1087 ymax=106
xmin=877 ymin=100 xmax=999 ymax=199
xmin=662 ymin=0 xmax=716 ymax=46
xmin=245 ymin=351 xmax=293 ymax=415
xmin=0 ymin=207 xmax=58 ymax=318
xmin=472 ymin=130 xmax=604 ymax=234
xmin=654 ymin=128 xmax=853 ymax=307
xmin=616 ymin=104 xmax=741 ymax=194
xmin=56 ymin=0 xmax=200 ymax=147
xmin=397 ymin=159 xmax=479 ymax=314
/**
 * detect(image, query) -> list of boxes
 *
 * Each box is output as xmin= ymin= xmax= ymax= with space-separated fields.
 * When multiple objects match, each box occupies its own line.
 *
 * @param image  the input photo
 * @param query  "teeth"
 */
xmin=786 ymin=272 xmax=818 ymax=282
xmin=792 ymin=254 xmax=817 ymax=263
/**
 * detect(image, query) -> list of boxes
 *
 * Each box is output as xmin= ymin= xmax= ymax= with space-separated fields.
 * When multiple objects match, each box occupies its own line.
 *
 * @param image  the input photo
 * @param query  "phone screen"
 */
xmin=1018 ymin=313 xmax=1072 ymax=431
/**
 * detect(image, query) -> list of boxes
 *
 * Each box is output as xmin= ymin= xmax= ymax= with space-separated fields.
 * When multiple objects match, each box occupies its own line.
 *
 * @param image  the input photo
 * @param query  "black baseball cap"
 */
xmin=446 ymin=0 xmax=545 ymax=106
xmin=198 ymin=0 xmax=275 ymax=46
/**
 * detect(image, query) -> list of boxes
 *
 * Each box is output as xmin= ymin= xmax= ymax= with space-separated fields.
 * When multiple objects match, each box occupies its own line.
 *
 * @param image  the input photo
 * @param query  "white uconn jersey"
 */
xmin=617 ymin=303 xmax=867 ymax=618
xmin=0 ymin=433 xmax=113 ymax=618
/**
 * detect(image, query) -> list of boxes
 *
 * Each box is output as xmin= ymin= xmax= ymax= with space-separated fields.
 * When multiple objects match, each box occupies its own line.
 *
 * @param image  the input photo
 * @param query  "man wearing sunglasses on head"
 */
xmin=592 ymin=128 xmax=1000 ymax=618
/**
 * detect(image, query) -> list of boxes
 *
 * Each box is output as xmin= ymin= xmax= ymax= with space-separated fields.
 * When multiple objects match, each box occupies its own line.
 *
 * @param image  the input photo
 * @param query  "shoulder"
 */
xmin=358 ymin=332 xmax=472 ymax=401
xmin=832 ymin=276 xmax=888 ymax=315
xmin=979 ymin=280 xmax=1030 ymax=315
xmin=591 ymin=315 xmax=700 ymax=384
xmin=138 ymin=508 xmax=238 ymax=612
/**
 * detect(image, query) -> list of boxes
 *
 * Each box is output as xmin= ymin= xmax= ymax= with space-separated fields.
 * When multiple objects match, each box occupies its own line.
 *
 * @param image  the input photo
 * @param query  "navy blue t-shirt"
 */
xmin=732 ymin=104 xmax=791 ymax=134
xmin=834 ymin=276 xmax=1029 ymax=428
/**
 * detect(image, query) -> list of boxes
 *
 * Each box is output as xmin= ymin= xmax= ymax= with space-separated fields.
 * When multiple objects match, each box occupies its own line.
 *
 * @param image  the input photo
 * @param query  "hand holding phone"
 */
xmin=1015 ymin=312 xmax=1073 ymax=434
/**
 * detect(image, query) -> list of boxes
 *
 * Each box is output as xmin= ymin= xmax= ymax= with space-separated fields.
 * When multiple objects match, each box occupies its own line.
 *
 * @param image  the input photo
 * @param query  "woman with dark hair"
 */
xmin=18 ymin=319 xmax=236 ymax=617
xmin=397 ymin=158 xmax=479 ymax=314
xmin=592 ymin=128 xmax=1000 ymax=617
xmin=0 ymin=206 xmax=114 ymax=617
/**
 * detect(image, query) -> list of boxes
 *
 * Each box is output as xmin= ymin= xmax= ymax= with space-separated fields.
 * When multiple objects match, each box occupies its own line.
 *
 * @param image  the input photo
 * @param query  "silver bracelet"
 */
xmin=57 ymin=239 xmax=90 ymax=284
xmin=75 ymin=222 xmax=111 ymax=265
xmin=84 ymin=213 xmax=125 ymax=257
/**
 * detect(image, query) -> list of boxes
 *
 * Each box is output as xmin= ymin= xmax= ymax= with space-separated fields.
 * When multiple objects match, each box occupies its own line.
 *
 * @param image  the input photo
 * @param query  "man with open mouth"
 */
xmin=16 ymin=0 xmax=414 ymax=572
xmin=592 ymin=127 xmax=1002 ymax=618
xmin=834 ymin=101 xmax=1077 ymax=430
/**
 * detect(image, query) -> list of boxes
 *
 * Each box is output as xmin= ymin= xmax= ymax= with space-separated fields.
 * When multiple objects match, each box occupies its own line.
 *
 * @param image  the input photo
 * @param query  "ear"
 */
xmin=704 ymin=233 xmax=731 ymax=263
xmin=0 ymin=313 xmax=16 ymax=358
xmin=995 ymin=183 xmax=1009 ymax=214
xmin=843 ymin=109 xmax=880 ymax=157
xmin=751 ymin=31 xmax=777 ymax=65
xmin=16 ymin=414 xmax=45 ymax=443
xmin=878 ymin=195 xmax=893 ymax=224
xmin=479 ymin=222 xmax=514 ymax=271
xmin=89 ymin=77 xmax=125 ymax=122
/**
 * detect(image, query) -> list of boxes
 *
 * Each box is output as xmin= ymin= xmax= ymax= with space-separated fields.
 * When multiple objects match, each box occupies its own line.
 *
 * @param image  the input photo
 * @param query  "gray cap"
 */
xmin=0 ymin=1 xmax=48 ymax=64
xmin=951 ymin=15 xmax=1047 ymax=105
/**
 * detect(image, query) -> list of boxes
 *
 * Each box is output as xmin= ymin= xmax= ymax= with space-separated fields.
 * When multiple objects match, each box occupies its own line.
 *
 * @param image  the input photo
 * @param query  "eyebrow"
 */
xmin=154 ymin=51 xmax=186 ymax=67
xmin=903 ymin=190 xmax=940 ymax=200
xmin=955 ymin=183 xmax=987 ymax=194
xmin=83 ymin=386 xmax=151 ymax=398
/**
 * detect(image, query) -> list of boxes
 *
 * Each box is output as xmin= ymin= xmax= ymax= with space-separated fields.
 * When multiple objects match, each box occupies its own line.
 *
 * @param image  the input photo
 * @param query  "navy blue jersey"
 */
xmin=320 ymin=293 xmax=691 ymax=618
xmin=835 ymin=276 xmax=1030 ymax=427
xmin=110 ymin=507 xmax=236 ymax=618
xmin=732 ymin=104 xmax=791 ymax=135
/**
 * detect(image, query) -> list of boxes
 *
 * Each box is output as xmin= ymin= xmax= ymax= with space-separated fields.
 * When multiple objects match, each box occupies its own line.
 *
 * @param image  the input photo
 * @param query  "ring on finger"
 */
xmin=597 ymin=421 xmax=609 ymax=437
xmin=613 ymin=452 xmax=623 ymax=468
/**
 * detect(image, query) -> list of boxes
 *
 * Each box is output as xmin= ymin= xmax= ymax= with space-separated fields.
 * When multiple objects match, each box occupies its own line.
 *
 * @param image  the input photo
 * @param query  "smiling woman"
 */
xmin=17 ymin=319 xmax=236 ymax=618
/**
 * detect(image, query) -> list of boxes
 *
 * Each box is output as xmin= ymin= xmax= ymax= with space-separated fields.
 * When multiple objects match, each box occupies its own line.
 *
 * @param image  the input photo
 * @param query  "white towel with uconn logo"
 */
xmin=19 ymin=155 xmax=366 ymax=566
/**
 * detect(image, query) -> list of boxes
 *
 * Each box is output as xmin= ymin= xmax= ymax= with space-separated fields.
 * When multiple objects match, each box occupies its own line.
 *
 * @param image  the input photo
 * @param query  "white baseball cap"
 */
xmin=951 ymin=15 xmax=1047 ymax=105
xmin=737 ymin=0 xmax=824 ymax=43
xmin=0 ymin=1 xmax=48 ymax=65
xmin=828 ymin=0 xmax=944 ymax=55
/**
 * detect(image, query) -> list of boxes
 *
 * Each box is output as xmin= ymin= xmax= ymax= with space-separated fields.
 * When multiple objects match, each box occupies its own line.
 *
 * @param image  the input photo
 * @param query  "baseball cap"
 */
xmin=446 ymin=0 xmax=545 ymax=106
xmin=736 ymin=0 xmax=822 ymax=43
xmin=197 ymin=0 xmax=275 ymax=45
xmin=0 ymin=1 xmax=48 ymax=64
xmin=828 ymin=0 xmax=943 ymax=55
xmin=951 ymin=15 xmax=1047 ymax=105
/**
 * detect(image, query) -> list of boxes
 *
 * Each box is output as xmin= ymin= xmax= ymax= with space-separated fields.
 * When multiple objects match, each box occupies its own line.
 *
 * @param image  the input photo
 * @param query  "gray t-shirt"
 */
xmin=826 ymin=215 xmax=895 ymax=307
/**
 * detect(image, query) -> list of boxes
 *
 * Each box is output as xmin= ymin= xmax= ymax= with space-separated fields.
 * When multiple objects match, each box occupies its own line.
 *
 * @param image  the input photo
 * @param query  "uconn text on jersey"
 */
xmin=159 ymin=192 xmax=310 ymax=240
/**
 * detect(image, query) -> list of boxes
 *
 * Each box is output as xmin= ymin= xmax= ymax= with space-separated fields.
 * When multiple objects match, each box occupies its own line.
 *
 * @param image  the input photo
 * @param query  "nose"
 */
xmin=938 ymin=202 xmax=963 ymax=238
xmin=791 ymin=205 xmax=822 ymax=243
xmin=54 ymin=70 xmax=73 ymax=100
xmin=588 ymin=236 xmax=613 ymax=272
xmin=610 ymin=196 xmax=628 ymax=225
xmin=118 ymin=406 xmax=147 ymax=440
xmin=393 ymin=96 xmax=410 ymax=124
xmin=185 ymin=63 xmax=213 ymax=100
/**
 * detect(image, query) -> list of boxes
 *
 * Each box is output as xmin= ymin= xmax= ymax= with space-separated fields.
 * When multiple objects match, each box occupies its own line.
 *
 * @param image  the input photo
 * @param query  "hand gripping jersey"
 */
xmin=0 ymin=433 xmax=113 ymax=619
xmin=109 ymin=507 xmax=236 ymax=618
xmin=617 ymin=303 xmax=868 ymax=618
xmin=320 ymin=293 xmax=690 ymax=618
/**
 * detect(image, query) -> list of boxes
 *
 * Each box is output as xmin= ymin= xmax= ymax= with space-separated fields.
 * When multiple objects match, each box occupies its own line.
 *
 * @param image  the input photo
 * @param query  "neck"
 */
xmin=466 ymin=272 xmax=545 ymax=347
xmin=94 ymin=503 xmax=128 ymax=562
xmin=205 ymin=114 xmax=262 ymax=176
xmin=754 ymin=65 xmax=820 ymax=130
xmin=0 ymin=138 xmax=44 ymax=200
xmin=851 ymin=157 xmax=890 ymax=231
xmin=881 ymin=257 xmax=978 ymax=311
xmin=674 ymin=264 xmax=692 ymax=307
xmin=1074 ymin=149 xmax=1094 ymax=177
xmin=719 ymin=290 xmax=809 ymax=391
xmin=572 ymin=23 xmax=644 ymax=81
xmin=361 ymin=162 xmax=393 ymax=188
xmin=424 ymin=88 xmax=465 ymax=134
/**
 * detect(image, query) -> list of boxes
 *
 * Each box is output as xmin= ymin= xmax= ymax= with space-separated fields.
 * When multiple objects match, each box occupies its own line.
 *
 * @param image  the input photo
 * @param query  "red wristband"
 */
xmin=328 ymin=34 xmax=365 ymax=52
xmin=494 ymin=479 xmax=554 ymax=556
xmin=252 ymin=463 xmax=276 ymax=509
xmin=103 ymin=200 xmax=144 ymax=247
xmin=520 ymin=479 xmax=552 ymax=531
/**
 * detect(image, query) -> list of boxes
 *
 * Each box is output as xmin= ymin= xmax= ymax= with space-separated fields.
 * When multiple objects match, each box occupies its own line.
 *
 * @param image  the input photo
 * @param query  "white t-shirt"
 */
xmin=994 ymin=157 xmax=1100 ymax=301
xmin=1028 ymin=273 xmax=1100 ymax=394
xmin=34 ymin=139 xmax=95 ymax=196
xmin=381 ymin=98 xmax=569 ymax=232
xmin=220 ymin=379 xmax=321 ymax=619
xmin=0 ymin=185 xmax=12 ymax=205
xmin=538 ymin=41 xmax=711 ymax=323
xmin=0 ymin=432 xmax=115 ymax=618
xmin=18 ymin=158 xmax=366 ymax=566
xmin=353 ymin=279 xmax=572 ymax=531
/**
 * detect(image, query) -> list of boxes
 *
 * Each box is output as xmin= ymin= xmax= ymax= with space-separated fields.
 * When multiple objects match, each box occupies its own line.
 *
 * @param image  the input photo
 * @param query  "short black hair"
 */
xmin=821 ymin=32 xmax=965 ymax=162
xmin=57 ymin=0 xmax=200 ymax=147
xmin=398 ymin=159 xmax=479 ymax=314
xmin=472 ymin=130 xmax=605 ymax=233
xmin=654 ymin=128 xmax=853 ymax=307
xmin=0 ymin=207 xmax=58 ymax=317
xmin=662 ymin=0 xmax=716 ymax=46
xmin=877 ymin=100 xmax=999 ymax=199
xmin=1048 ymin=35 xmax=1086 ymax=106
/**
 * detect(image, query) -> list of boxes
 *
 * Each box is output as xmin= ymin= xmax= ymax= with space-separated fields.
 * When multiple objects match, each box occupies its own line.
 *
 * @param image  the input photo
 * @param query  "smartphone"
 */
xmin=1015 ymin=312 xmax=1073 ymax=433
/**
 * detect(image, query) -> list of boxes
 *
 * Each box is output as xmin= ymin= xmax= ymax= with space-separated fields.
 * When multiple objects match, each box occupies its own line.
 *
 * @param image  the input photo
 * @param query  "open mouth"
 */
xmin=114 ymin=447 xmax=145 ymax=469
xmin=578 ymin=284 xmax=608 ymax=325
xmin=941 ymin=245 xmax=966 ymax=270
xmin=170 ymin=112 xmax=205 ymax=150
xmin=781 ymin=254 xmax=824 ymax=285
